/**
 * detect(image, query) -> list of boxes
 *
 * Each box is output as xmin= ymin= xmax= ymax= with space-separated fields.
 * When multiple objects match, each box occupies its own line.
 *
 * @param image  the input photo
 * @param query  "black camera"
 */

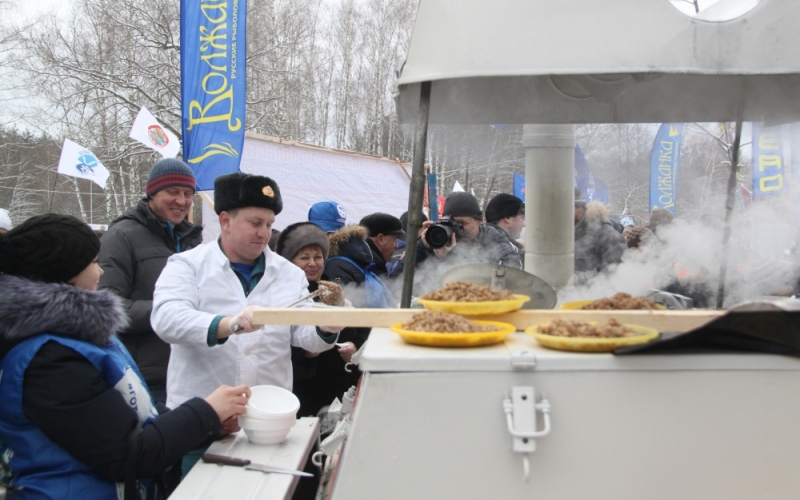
xmin=425 ymin=216 xmax=466 ymax=249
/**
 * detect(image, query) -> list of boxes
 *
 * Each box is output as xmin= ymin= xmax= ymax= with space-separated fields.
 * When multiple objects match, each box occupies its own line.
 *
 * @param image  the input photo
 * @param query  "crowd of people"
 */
xmin=0 ymin=156 xmax=778 ymax=499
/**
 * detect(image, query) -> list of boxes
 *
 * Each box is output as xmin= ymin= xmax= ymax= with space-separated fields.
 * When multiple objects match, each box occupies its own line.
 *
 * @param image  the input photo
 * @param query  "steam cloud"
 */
xmin=561 ymin=196 xmax=800 ymax=308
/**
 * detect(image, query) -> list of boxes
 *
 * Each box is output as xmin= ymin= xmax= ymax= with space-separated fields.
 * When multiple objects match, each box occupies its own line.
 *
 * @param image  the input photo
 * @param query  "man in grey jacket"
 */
xmin=574 ymin=188 xmax=627 ymax=285
xmin=98 ymin=158 xmax=202 ymax=404
xmin=485 ymin=193 xmax=525 ymax=258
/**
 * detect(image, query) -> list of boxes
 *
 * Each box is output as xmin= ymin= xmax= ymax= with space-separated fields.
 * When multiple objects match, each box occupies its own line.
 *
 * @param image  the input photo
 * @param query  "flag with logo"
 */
xmin=181 ymin=0 xmax=247 ymax=190
xmin=57 ymin=139 xmax=110 ymax=189
xmin=752 ymin=122 xmax=785 ymax=198
xmin=130 ymin=107 xmax=181 ymax=158
xmin=649 ymin=123 xmax=684 ymax=213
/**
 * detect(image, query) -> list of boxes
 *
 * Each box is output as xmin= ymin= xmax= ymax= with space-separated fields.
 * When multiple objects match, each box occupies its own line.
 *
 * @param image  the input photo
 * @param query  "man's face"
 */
xmin=373 ymin=234 xmax=398 ymax=262
xmin=220 ymin=207 xmax=275 ymax=264
xmin=501 ymin=215 xmax=525 ymax=240
xmin=453 ymin=216 xmax=482 ymax=241
xmin=0 ymin=228 xmax=7 ymax=236
xmin=148 ymin=187 xmax=194 ymax=225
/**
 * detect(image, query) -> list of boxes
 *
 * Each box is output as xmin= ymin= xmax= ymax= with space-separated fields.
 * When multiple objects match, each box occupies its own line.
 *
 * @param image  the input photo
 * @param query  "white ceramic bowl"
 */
xmin=244 ymin=405 xmax=298 ymax=423
xmin=239 ymin=414 xmax=296 ymax=431
xmin=242 ymin=426 xmax=293 ymax=445
xmin=246 ymin=385 xmax=300 ymax=419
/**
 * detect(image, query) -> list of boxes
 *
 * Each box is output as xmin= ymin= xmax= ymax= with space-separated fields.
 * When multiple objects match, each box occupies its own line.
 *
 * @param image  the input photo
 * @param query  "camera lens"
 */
xmin=425 ymin=224 xmax=452 ymax=249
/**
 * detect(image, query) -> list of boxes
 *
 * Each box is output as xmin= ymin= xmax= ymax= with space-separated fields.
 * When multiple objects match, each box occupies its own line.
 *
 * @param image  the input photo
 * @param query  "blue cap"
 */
xmin=308 ymin=201 xmax=346 ymax=233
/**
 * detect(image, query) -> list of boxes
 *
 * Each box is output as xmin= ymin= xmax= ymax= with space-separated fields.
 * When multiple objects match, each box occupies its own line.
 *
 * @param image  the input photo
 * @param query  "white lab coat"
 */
xmin=151 ymin=240 xmax=336 ymax=408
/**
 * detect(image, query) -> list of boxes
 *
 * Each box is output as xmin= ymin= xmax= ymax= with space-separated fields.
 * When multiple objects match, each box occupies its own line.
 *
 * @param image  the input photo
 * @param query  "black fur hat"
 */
xmin=214 ymin=172 xmax=283 ymax=215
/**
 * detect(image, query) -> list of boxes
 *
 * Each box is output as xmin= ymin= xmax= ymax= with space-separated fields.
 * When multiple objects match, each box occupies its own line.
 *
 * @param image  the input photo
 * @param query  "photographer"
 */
xmin=418 ymin=192 xmax=522 ymax=269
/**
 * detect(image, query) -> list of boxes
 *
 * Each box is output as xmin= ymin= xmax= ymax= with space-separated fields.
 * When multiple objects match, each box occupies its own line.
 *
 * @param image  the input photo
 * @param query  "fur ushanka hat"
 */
xmin=214 ymin=172 xmax=283 ymax=215
xmin=276 ymin=222 xmax=330 ymax=261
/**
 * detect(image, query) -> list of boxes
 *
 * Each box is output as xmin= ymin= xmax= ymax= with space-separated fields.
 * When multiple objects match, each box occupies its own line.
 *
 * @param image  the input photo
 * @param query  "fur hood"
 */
xmin=328 ymin=225 xmax=368 ymax=257
xmin=0 ymin=274 xmax=129 ymax=346
xmin=585 ymin=201 xmax=611 ymax=225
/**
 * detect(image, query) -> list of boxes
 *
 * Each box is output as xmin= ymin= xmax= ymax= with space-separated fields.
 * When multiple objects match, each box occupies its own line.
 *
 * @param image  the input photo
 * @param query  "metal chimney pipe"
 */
xmin=522 ymin=124 xmax=576 ymax=290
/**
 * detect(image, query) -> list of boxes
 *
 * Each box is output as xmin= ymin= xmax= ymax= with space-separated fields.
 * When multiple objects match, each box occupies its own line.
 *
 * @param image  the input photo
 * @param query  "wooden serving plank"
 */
xmin=251 ymin=307 xmax=722 ymax=332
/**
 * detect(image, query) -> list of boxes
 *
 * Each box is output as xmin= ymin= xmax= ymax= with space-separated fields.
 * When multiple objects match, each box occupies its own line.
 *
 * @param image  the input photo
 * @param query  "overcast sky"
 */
xmin=17 ymin=0 xmax=70 ymax=21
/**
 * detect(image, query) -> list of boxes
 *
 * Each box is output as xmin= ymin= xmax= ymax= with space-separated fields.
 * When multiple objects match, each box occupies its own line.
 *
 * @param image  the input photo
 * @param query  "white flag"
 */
xmin=129 ymin=106 xmax=181 ymax=158
xmin=57 ymin=139 xmax=110 ymax=189
xmin=452 ymin=180 xmax=465 ymax=192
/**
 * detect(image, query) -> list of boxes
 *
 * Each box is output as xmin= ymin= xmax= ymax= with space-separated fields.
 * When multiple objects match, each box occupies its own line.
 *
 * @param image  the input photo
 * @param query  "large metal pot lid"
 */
xmin=440 ymin=264 xmax=557 ymax=310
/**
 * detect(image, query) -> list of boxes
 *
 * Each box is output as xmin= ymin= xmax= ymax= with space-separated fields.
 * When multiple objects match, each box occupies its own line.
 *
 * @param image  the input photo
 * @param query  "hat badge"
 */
xmin=262 ymin=185 xmax=275 ymax=197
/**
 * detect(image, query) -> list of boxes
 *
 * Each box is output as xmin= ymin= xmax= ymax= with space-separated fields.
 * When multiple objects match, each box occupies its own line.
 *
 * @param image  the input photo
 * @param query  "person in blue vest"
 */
xmin=0 ymin=214 xmax=250 ymax=500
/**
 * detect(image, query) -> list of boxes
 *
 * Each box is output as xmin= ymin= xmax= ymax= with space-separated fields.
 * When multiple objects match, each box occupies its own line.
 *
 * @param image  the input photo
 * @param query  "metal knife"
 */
xmin=201 ymin=453 xmax=313 ymax=477
xmin=285 ymin=289 xmax=321 ymax=308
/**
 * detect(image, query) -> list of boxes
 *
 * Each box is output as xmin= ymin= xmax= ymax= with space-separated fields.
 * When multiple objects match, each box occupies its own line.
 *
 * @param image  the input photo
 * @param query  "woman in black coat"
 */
xmin=276 ymin=222 xmax=360 ymax=418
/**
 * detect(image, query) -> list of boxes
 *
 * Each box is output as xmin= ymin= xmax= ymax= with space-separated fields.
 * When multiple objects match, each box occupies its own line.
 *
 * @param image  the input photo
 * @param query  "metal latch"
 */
xmin=490 ymin=266 xmax=507 ymax=290
xmin=503 ymin=386 xmax=551 ymax=482
xmin=510 ymin=350 xmax=536 ymax=370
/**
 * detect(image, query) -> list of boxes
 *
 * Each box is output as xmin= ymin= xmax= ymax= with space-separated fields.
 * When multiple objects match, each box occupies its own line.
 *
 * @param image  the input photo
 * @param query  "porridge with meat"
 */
xmin=580 ymin=292 xmax=659 ymax=310
xmin=421 ymin=281 xmax=514 ymax=302
xmin=536 ymin=318 xmax=639 ymax=338
xmin=401 ymin=311 xmax=503 ymax=333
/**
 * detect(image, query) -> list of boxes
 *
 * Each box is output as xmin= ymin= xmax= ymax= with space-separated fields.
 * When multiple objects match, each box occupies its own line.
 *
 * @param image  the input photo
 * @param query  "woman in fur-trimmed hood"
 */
xmin=574 ymin=200 xmax=627 ymax=283
xmin=0 ymin=214 xmax=250 ymax=500
xmin=325 ymin=225 xmax=374 ymax=287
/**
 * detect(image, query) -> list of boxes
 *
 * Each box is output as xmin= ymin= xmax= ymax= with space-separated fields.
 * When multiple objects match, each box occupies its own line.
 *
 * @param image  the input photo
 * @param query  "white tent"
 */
xmin=200 ymin=134 xmax=411 ymax=240
xmin=395 ymin=0 xmax=800 ymax=125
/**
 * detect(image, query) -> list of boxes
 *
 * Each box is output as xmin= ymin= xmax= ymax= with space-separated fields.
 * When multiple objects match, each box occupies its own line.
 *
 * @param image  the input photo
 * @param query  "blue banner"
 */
xmin=427 ymin=173 xmax=439 ymax=222
xmin=752 ymin=123 xmax=785 ymax=198
xmin=649 ymin=123 xmax=684 ymax=213
xmin=181 ymin=0 xmax=247 ymax=191
xmin=513 ymin=172 xmax=525 ymax=201
xmin=574 ymin=146 xmax=608 ymax=204
xmin=514 ymin=146 xmax=609 ymax=204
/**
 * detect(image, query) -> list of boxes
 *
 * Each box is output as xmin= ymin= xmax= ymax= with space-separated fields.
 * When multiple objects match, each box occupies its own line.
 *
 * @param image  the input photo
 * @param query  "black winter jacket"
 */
xmin=324 ymin=226 xmax=375 ymax=288
xmin=365 ymin=238 xmax=389 ymax=277
xmin=98 ymin=198 xmax=202 ymax=393
xmin=0 ymin=275 xmax=220 ymax=484
xmin=292 ymin=280 xmax=366 ymax=417
xmin=574 ymin=216 xmax=627 ymax=280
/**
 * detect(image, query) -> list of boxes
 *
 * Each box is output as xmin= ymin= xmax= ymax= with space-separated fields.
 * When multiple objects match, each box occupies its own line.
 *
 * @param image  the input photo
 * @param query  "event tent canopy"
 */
xmin=395 ymin=0 xmax=800 ymax=125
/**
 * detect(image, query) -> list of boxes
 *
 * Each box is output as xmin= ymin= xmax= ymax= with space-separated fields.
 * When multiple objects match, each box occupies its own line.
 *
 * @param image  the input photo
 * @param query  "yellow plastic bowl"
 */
xmin=558 ymin=300 xmax=666 ymax=310
xmin=417 ymin=294 xmax=530 ymax=315
xmin=525 ymin=322 xmax=659 ymax=352
xmin=390 ymin=321 xmax=517 ymax=347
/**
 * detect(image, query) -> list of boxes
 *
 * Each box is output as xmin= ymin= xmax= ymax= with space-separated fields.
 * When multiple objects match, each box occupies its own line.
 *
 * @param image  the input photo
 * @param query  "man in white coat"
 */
xmin=152 ymin=172 xmax=341 ymax=410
